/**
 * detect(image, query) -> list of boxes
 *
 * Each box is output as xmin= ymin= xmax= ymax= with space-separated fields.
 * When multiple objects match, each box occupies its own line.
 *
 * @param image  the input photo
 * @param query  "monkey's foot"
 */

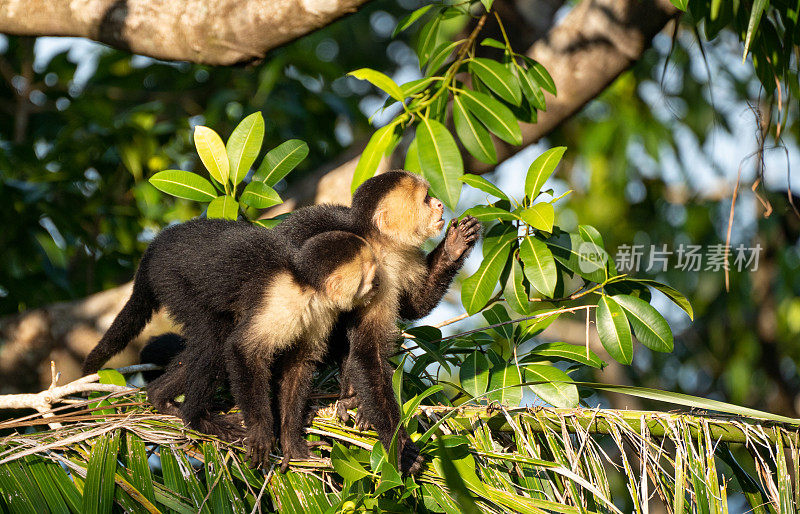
xmin=191 ymin=412 xmax=246 ymax=443
xmin=399 ymin=440 xmax=425 ymax=476
xmin=245 ymin=431 xmax=275 ymax=470
xmin=335 ymin=397 xmax=374 ymax=431
xmin=279 ymin=440 xmax=328 ymax=473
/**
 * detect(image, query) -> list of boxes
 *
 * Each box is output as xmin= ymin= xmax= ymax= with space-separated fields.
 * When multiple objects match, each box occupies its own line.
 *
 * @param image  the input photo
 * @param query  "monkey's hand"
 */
xmin=245 ymin=429 xmax=275 ymax=470
xmin=443 ymin=216 xmax=480 ymax=262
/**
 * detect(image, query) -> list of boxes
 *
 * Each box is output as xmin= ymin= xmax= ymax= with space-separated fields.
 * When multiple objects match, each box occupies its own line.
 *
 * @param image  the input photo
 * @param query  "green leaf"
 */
xmin=458 ymin=174 xmax=508 ymax=202
xmin=149 ymin=170 xmax=217 ymax=202
xmin=434 ymin=441 xmax=482 ymax=514
xmin=374 ymin=461 xmax=404 ymax=496
xmin=400 ymin=77 xmax=436 ymax=98
xmin=525 ymin=59 xmax=557 ymax=95
xmin=97 ymin=369 xmax=126 ymax=386
xmin=517 ymin=65 xmax=546 ymax=110
xmin=417 ymin=117 xmax=463 ymax=210
xmin=453 ymin=95 xmax=497 ymax=164
xmin=460 ymin=351 xmax=490 ymax=398
xmin=459 ymin=90 xmax=522 ymax=145
xmin=480 ymin=0 xmax=495 ymax=11
xmin=426 ymin=41 xmax=461 ymax=76
xmin=82 ymin=432 xmax=121 ymax=514
xmin=619 ymin=278 xmax=693 ymax=320
xmin=348 ymin=68 xmax=405 ymax=101
xmin=194 ymin=125 xmax=230 ymax=186
xmin=480 ymin=37 xmax=506 ymax=50
xmin=254 ymin=139 xmax=309 ymax=186
xmin=351 ymin=122 xmax=398 ymax=193
xmin=252 ymin=213 xmax=290 ymax=229
xmin=417 ymin=16 xmax=442 ymax=66
xmin=527 ymin=342 xmax=605 ymax=368
xmin=483 ymin=303 xmax=514 ymax=339
xmin=206 ymin=196 xmax=239 ymax=220
xmin=613 ymin=294 xmax=674 ymax=352
xmin=525 ymin=147 xmax=566 ymax=199
xmin=519 ymin=236 xmax=557 ymax=298
xmin=331 ymin=443 xmax=371 ymax=483
xmin=462 ymin=205 xmax=517 ymax=222
xmin=124 ymin=433 xmax=155 ymax=507
xmin=519 ymin=202 xmax=554 ymax=232
xmin=226 ymin=112 xmax=264 ymax=186
xmin=743 ymin=0 xmax=768 ymax=60
xmin=596 ymin=295 xmax=633 ymax=365
xmin=525 ymin=364 xmax=579 ymax=408
xmin=240 ymin=181 xmax=282 ymax=209
xmin=504 ymin=258 xmax=530 ymax=315
xmin=461 ymin=225 xmax=516 ymax=315
xmin=669 ymin=0 xmax=688 ymax=10
xmin=393 ymin=4 xmax=434 ymax=37
xmin=547 ymin=233 xmax=607 ymax=284
xmin=405 ymin=136 xmax=422 ymax=174
xmin=469 ymin=58 xmax=522 ymax=105
xmin=488 ymin=361 xmax=522 ymax=406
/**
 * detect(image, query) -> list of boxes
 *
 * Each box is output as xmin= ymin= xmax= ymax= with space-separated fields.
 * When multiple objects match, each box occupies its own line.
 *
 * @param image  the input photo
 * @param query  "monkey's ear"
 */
xmin=324 ymin=272 xmax=346 ymax=302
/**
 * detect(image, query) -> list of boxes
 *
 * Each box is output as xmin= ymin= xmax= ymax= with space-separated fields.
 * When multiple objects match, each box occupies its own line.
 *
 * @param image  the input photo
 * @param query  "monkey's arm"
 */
xmin=398 ymin=216 xmax=480 ymax=320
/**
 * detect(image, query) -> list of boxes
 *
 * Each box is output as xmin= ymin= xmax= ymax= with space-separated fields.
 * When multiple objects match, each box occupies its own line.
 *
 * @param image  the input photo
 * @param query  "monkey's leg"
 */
xmin=346 ymin=318 xmax=424 ymax=475
xmin=337 ymin=354 xmax=392 ymax=431
xmin=276 ymin=347 xmax=326 ymax=473
xmin=177 ymin=320 xmax=244 ymax=442
xmin=224 ymin=327 xmax=276 ymax=469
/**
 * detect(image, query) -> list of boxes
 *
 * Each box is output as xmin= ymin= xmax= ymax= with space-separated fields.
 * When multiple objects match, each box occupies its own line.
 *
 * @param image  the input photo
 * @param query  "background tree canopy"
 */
xmin=1 ymin=0 xmax=800 ymax=510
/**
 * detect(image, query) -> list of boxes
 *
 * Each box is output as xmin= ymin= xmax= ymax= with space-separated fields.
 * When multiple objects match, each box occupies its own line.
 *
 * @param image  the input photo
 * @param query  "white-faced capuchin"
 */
xmin=132 ymin=171 xmax=479 ymax=474
xmin=82 ymin=221 xmax=380 ymax=463
xmin=267 ymin=171 xmax=480 ymax=473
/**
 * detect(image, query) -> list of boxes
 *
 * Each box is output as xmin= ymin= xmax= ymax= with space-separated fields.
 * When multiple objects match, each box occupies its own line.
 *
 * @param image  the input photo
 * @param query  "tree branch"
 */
xmin=266 ymin=0 xmax=679 ymax=212
xmin=0 ymin=0 xmax=371 ymax=65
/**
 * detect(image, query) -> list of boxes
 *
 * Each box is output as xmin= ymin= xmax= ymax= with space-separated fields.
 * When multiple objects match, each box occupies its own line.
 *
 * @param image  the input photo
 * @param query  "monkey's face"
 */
xmin=324 ymin=246 xmax=379 ymax=309
xmin=373 ymin=175 xmax=446 ymax=247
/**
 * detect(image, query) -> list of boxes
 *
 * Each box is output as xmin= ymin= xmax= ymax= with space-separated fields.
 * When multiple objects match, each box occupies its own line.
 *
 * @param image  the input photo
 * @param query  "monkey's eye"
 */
xmin=423 ymin=194 xmax=431 ymax=204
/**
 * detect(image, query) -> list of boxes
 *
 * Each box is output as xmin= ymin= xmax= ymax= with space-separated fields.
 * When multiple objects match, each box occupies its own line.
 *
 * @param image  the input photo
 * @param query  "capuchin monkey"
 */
xmin=82 ymin=221 xmax=379 ymax=460
xmin=269 ymin=170 xmax=480 ymax=473
xmin=129 ymin=170 xmax=479 ymax=474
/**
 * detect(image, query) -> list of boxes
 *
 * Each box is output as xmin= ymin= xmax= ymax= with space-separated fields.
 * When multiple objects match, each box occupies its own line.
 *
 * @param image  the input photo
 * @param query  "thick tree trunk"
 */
xmin=0 ymin=0 xmax=371 ymax=65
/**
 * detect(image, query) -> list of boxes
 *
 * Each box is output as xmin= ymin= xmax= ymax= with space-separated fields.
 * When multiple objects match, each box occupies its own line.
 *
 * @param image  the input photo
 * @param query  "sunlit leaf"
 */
xmin=240 ymin=181 xmax=282 ymax=209
xmin=206 ymin=195 xmax=239 ymax=220
xmin=525 ymin=364 xmax=579 ymax=407
xmin=149 ymin=170 xmax=217 ymax=202
xmin=417 ymin=117 xmax=463 ymax=210
xmin=194 ymin=125 xmax=229 ymax=186
xmin=426 ymin=41 xmax=461 ymax=76
xmin=596 ymin=295 xmax=633 ymax=365
xmin=524 ymin=58 xmax=557 ymax=95
xmin=743 ymin=0 xmax=767 ymax=60
xmin=453 ymin=95 xmax=497 ymax=164
xmin=519 ymin=236 xmax=557 ymax=298
xmin=349 ymin=68 xmax=405 ymax=101
xmin=483 ymin=303 xmax=514 ymax=339
xmin=525 ymin=147 xmax=566 ymax=199
xmin=459 ymin=90 xmax=522 ymax=145
xmin=331 ymin=443 xmax=371 ymax=482
xmin=613 ymin=294 xmax=674 ymax=352
xmin=405 ymin=136 xmax=422 ymax=174
xmin=469 ymin=58 xmax=522 ymax=105
xmin=519 ymin=203 xmax=554 ymax=232
xmin=458 ymin=174 xmax=508 ymax=202
xmin=480 ymin=37 xmax=506 ymax=49
xmin=462 ymin=205 xmax=517 ymax=222
xmin=254 ymin=139 xmax=309 ymax=186
xmin=351 ymin=122 xmax=398 ymax=193
xmin=618 ymin=278 xmax=694 ymax=320
xmin=226 ymin=112 xmax=264 ymax=186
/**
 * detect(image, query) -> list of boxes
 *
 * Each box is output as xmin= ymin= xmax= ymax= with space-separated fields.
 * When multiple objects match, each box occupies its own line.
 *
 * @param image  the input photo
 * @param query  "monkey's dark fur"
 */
xmin=83 ymin=219 xmax=377 ymax=463
xmin=89 ymin=171 xmax=479 ymax=474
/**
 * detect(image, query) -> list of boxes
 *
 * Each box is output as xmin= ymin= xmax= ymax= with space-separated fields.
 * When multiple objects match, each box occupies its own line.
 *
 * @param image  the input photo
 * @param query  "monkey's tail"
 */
xmin=82 ymin=259 xmax=159 ymax=375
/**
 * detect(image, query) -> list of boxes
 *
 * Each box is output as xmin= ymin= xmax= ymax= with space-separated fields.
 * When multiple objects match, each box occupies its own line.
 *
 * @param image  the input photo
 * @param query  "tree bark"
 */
xmin=0 ymin=0 xmax=371 ymax=65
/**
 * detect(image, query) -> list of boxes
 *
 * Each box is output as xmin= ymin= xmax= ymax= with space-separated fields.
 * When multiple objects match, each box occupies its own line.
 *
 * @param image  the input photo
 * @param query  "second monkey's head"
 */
xmin=297 ymin=231 xmax=379 ymax=310
xmin=352 ymin=170 xmax=446 ymax=247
